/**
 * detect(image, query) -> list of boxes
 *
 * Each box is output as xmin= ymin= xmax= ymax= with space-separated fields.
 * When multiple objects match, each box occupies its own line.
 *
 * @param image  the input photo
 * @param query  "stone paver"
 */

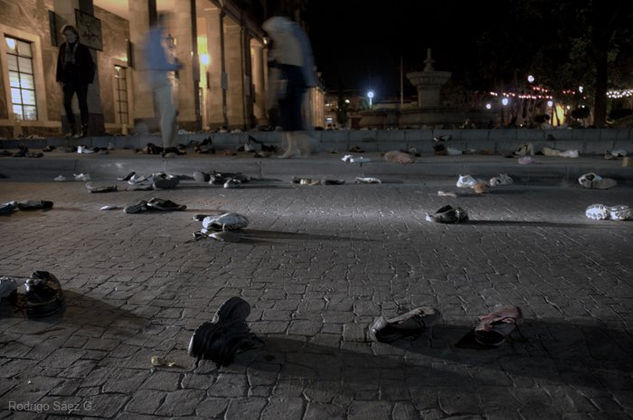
xmin=0 ymin=170 xmax=632 ymax=419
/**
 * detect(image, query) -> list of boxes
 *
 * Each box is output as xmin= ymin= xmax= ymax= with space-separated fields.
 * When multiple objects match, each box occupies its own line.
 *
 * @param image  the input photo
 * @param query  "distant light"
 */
xmin=547 ymin=100 xmax=554 ymax=107
xmin=326 ymin=117 xmax=333 ymax=122
xmin=566 ymin=105 xmax=571 ymax=109
xmin=5 ymin=37 xmax=16 ymax=51
xmin=578 ymin=86 xmax=584 ymax=93
xmin=527 ymin=75 xmax=535 ymax=83
xmin=501 ymin=98 xmax=509 ymax=106
xmin=200 ymin=53 xmax=210 ymax=66
xmin=367 ymin=91 xmax=374 ymax=99
xmin=485 ymin=103 xmax=492 ymax=110
xmin=263 ymin=37 xmax=269 ymax=45
xmin=344 ymin=99 xmax=350 ymax=104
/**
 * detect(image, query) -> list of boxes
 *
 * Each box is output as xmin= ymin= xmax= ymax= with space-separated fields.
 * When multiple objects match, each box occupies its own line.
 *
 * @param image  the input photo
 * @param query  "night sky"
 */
xmin=306 ymin=0 xmax=492 ymax=99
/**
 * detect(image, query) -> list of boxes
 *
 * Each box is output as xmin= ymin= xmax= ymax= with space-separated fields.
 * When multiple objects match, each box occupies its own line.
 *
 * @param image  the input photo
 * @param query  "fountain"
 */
xmin=359 ymin=49 xmax=493 ymax=128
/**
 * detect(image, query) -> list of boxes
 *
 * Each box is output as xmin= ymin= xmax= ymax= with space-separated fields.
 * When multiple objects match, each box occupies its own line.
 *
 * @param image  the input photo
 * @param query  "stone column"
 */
xmin=251 ymin=40 xmax=266 ymax=125
xmin=204 ymin=9 xmax=224 ymax=128
xmin=128 ymin=0 xmax=155 ymax=133
xmin=172 ymin=0 xmax=201 ymax=131
xmin=224 ymin=20 xmax=244 ymax=128
xmin=53 ymin=0 xmax=105 ymax=135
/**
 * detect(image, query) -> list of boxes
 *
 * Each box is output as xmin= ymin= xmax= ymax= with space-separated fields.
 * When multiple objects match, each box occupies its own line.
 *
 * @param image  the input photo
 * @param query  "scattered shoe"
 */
xmin=456 ymin=174 xmax=477 ymax=188
xmin=489 ymin=173 xmax=513 ymax=187
xmin=0 ymin=201 xmax=17 ymax=215
xmin=117 ymin=171 xmax=136 ymax=181
xmin=473 ymin=304 xmax=522 ymax=347
xmin=446 ymin=147 xmax=462 ymax=156
xmin=472 ymin=182 xmax=489 ymax=194
xmin=187 ymin=297 xmax=262 ymax=367
xmin=224 ymin=179 xmax=241 ymax=189
xmin=201 ymin=213 xmax=248 ymax=232
xmin=585 ymin=203 xmax=609 ymax=220
xmin=355 ymin=177 xmax=382 ymax=184
xmin=24 ymin=271 xmax=65 ymax=319
xmin=146 ymin=197 xmax=186 ymax=211
xmin=0 ymin=277 xmax=18 ymax=301
xmin=16 ymin=200 xmax=53 ymax=210
xmin=193 ymin=171 xmax=210 ymax=183
xmin=54 ymin=175 xmax=67 ymax=182
xmin=153 ymin=176 xmax=179 ymax=190
xmin=437 ymin=190 xmax=457 ymax=198
xmin=518 ymin=156 xmax=537 ymax=165
xmin=578 ymin=172 xmax=617 ymax=189
xmin=99 ymin=205 xmax=120 ymax=211
xmin=74 ymin=173 xmax=91 ymax=182
xmin=368 ymin=306 xmax=441 ymax=343
xmin=86 ymin=183 xmax=118 ymax=193
xmin=384 ymin=150 xmax=414 ymax=164
xmin=513 ymin=143 xmax=534 ymax=157
xmin=609 ymin=205 xmax=632 ymax=221
xmin=425 ymin=205 xmax=469 ymax=224
xmin=124 ymin=200 xmax=149 ymax=214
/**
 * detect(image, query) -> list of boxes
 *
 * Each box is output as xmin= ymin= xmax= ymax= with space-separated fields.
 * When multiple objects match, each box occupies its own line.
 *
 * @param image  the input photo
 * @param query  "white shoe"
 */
xmin=609 ymin=205 xmax=632 ymax=221
xmin=54 ymin=175 xmax=67 ymax=182
xmin=585 ymin=204 xmax=609 ymax=220
xmin=489 ymin=173 xmax=513 ymax=186
xmin=446 ymin=147 xmax=462 ymax=156
xmin=578 ymin=172 xmax=601 ymax=188
xmin=73 ymin=173 xmax=91 ymax=182
xmin=350 ymin=156 xmax=371 ymax=164
xmin=342 ymin=154 xmax=353 ymax=162
xmin=456 ymin=174 xmax=477 ymax=188
xmin=559 ymin=149 xmax=579 ymax=158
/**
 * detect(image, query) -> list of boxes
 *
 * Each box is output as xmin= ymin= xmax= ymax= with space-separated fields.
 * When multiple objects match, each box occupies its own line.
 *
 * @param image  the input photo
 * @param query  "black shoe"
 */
xmin=24 ymin=271 xmax=65 ymax=319
xmin=118 ymin=171 xmax=136 ymax=181
xmin=146 ymin=197 xmax=186 ymax=211
xmin=124 ymin=200 xmax=149 ymax=214
xmin=425 ymin=205 xmax=468 ymax=224
xmin=16 ymin=200 xmax=54 ymax=210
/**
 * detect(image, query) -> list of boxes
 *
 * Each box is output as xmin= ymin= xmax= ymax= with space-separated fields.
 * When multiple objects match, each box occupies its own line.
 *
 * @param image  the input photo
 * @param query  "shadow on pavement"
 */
xmin=467 ymin=220 xmax=619 ymax=228
xmin=241 ymin=229 xmax=376 ymax=243
xmin=228 ymin=320 xmax=632 ymax=398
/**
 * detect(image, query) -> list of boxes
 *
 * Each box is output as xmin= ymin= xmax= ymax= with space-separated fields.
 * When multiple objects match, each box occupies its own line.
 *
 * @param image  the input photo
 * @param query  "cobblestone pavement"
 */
xmin=0 ymin=176 xmax=632 ymax=419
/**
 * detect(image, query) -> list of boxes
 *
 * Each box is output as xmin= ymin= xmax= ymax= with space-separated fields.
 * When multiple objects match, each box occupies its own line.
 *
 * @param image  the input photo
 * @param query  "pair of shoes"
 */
xmin=489 ymin=173 xmax=513 ymax=186
xmin=201 ymin=212 xmax=249 ymax=232
xmin=368 ymin=306 xmax=441 ymax=342
xmin=425 ymin=205 xmax=469 ymax=224
xmin=586 ymin=203 xmax=632 ymax=221
xmin=188 ymin=297 xmax=262 ymax=366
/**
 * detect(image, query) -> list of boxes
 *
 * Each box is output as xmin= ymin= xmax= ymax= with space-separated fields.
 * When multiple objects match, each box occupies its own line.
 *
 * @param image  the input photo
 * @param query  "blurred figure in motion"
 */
xmin=142 ymin=13 xmax=182 ymax=156
xmin=263 ymin=16 xmax=317 ymax=158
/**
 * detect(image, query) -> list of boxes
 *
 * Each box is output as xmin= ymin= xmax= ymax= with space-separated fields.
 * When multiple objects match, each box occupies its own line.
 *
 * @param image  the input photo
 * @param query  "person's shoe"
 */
xmin=322 ymin=179 xmax=345 ymax=185
xmin=124 ymin=200 xmax=149 ymax=214
xmin=513 ymin=143 xmax=534 ymax=157
xmin=425 ymin=205 xmax=468 ymax=224
xmin=201 ymin=212 xmax=249 ymax=231
xmin=559 ymin=149 xmax=579 ymax=158
xmin=355 ymin=177 xmax=382 ymax=184
xmin=473 ymin=304 xmax=522 ymax=347
xmin=578 ymin=172 xmax=601 ymax=188
xmin=585 ymin=203 xmax=609 ymax=220
xmin=368 ymin=306 xmax=441 ymax=343
xmin=0 ymin=277 xmax=18 ymax=299
xmin=456 ymin=174 xmax=477 ymax=188
xmin=593 ymin=177 xmax=617 ymax=190
xmin=609 ymin=205 xmax=632 ymax=221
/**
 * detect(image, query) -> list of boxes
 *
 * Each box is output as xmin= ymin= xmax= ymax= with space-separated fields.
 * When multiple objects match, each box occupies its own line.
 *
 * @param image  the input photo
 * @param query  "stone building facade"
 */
xmin=0 ymin=0 xmax=323 ymax=138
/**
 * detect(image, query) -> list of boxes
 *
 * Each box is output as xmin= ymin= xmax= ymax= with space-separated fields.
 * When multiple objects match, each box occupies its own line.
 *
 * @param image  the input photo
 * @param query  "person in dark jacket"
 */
xmin=56 ymin=25 xmax=95 ymax=138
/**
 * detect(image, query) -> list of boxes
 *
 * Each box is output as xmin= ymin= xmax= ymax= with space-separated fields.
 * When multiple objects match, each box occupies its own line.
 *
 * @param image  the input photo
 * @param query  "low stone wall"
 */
xmin=1 ymin=128 xmax=631 ymax=155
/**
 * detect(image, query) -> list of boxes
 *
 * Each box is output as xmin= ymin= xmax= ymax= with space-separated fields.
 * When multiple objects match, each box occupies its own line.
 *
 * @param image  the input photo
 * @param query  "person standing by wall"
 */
xmin=56 ymin=25 xmax=95 ymax=138
xmin=142 ymin=13 xmax=182 ymax=157
xmin=263 ymin=16 xmax=317 ymax=158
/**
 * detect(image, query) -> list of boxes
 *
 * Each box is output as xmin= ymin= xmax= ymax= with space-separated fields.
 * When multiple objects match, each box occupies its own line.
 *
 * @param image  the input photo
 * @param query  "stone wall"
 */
xmin=94 ymin=6 xmax=130 ymax=126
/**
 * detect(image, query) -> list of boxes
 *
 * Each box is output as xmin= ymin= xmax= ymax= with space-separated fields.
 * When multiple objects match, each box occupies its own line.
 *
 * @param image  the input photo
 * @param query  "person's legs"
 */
xmin=76 ymin=83 xmax=89 ymax=136
xmin=62 ymin=83 xmax=76 ymax=136
xmin=155 ymin=84 xmax=177 ymax=150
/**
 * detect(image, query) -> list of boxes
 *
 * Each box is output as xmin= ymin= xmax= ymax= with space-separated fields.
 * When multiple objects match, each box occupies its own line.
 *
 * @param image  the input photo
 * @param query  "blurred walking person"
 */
xmin=56 ymin=24 xmax=95 ymax=138
xmin=263 ymin=16 xmax=317 ymax=158
xmin=142 ymin=14 xmax=182 ymax=156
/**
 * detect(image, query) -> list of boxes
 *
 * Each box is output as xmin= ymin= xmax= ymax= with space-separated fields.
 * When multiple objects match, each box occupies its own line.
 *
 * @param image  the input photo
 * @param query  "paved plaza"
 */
xmin=1 ymin=155 xmax=632 ymax=419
